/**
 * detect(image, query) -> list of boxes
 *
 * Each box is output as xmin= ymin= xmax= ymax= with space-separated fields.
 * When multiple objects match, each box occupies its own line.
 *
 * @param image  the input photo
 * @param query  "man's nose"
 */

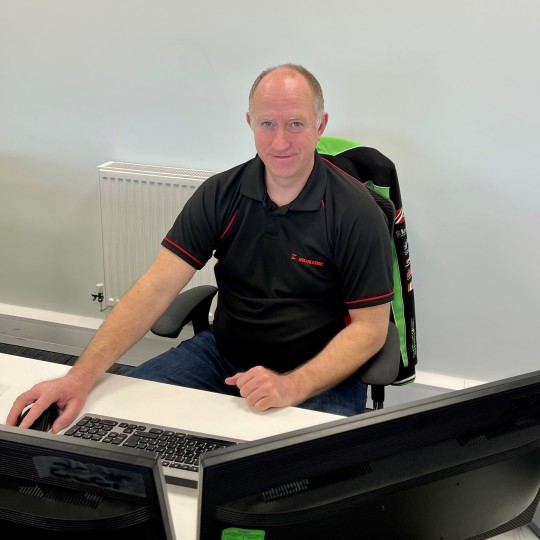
xmin=272 ymin=127 xmax=289 ymax=150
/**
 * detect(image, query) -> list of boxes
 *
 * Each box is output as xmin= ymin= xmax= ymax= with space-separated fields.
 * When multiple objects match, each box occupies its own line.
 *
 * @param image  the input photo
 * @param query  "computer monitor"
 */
xmin=0 ymin=424 xmax=175 ymax=539
xmin=198 ymin=370 xmax=540 ymax=539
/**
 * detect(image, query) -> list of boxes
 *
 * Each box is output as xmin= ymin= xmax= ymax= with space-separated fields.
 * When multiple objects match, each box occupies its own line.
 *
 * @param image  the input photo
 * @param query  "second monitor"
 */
xmin=198 ymin=369 xmax=540 ymax=539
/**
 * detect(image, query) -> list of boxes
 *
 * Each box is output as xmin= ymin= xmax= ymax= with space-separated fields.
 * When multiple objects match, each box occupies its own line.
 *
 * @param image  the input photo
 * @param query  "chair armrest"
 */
xmin=151 ymin=285 xmax=218 ymax=338
xmin=357 ymin=321 xmax=401 ymax=386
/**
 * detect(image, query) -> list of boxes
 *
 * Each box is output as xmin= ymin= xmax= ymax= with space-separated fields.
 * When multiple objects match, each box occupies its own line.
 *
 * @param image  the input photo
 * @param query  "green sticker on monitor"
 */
xmin=221 ymin=528 xmax=265 ymax=540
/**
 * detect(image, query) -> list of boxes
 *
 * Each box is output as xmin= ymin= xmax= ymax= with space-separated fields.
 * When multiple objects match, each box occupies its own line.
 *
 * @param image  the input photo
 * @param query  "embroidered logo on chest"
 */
xmin=290 ymin=253 xmax=325 ymax=267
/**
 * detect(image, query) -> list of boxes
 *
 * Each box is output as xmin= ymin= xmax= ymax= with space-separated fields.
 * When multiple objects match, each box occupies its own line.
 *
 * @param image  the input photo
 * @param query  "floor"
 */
xmin=497 ymin=529 xmax=538 ymax=540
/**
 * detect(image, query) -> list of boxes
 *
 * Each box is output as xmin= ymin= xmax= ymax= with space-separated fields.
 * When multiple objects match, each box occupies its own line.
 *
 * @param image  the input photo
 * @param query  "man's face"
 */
xmin=247 ymin=69 xmax=328 ymax=186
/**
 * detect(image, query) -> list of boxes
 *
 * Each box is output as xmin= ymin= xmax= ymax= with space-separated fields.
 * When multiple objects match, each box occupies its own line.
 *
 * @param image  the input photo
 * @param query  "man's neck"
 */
xmin=264 ymin=160 xmax=315 ymax=208
xmin=265 ymin=176 xmax=307 ymax=208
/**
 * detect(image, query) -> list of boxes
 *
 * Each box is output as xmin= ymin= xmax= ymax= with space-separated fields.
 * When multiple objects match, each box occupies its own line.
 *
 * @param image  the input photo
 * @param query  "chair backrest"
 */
xmin=317 ymin=136 xmax=418 ymax=407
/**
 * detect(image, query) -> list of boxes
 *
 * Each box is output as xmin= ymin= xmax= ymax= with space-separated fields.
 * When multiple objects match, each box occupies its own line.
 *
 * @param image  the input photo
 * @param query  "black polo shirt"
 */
xmin=162 ymin=152 xmax=393 ymax=372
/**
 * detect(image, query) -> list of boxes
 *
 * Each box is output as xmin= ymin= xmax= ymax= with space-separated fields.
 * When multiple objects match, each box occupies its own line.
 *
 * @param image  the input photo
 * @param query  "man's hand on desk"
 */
xmin=225 ymin=366 xmax=306 ymax=411
xmin=6 ymin=373 xmax=90 ymax=433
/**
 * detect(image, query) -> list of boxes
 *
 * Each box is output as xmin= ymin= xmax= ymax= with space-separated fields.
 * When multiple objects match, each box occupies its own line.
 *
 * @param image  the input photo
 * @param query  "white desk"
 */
xmin=1 ymin=354 xmax=537 ymax=540
xmin=0 ymin=353 xmax=340 ymax=539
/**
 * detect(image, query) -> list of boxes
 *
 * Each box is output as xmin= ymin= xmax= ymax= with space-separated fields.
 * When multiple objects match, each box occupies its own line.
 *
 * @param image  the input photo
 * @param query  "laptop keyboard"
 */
xmin=62 ymin=413 xmax=243 ymax=488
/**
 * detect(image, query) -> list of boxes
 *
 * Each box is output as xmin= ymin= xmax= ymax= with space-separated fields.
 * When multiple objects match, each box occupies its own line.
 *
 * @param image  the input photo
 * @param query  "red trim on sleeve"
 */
xmin=162 ymin=237 xmax=204 ymax=266
xmin=345 ymin=290 xmax=394 ymax=306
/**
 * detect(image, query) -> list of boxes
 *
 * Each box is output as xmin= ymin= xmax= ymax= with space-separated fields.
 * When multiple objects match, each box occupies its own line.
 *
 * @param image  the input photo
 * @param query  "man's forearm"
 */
xmin=67 ymin=286 xmax=166 ymax=388
xmin=67 ymin=248 xmax=196 ymax=390
xmin=288 ymin=304 xmax=391 ymax=403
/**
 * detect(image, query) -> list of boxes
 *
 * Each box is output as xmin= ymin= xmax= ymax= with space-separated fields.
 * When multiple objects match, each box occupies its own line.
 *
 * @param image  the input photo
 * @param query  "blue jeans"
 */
xmin=125 ymin=330 xmax=367 ymax=416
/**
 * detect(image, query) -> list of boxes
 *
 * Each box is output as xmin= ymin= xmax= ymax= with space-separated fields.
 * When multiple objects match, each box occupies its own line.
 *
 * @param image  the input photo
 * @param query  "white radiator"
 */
xmin=98 ymin=161 xmax=217 ymax=308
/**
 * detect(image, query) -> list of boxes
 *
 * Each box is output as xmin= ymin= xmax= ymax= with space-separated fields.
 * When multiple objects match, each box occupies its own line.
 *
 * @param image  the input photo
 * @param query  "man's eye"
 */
xmin=288 ymin=121 xmax=304 ymax=131
xmin=262 ymin=121 xmax=273 ymax=128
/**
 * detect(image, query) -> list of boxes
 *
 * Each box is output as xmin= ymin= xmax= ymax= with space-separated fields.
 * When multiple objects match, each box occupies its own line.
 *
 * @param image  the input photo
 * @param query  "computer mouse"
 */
xmin=17 ymin=405 xmax=60 ymax=432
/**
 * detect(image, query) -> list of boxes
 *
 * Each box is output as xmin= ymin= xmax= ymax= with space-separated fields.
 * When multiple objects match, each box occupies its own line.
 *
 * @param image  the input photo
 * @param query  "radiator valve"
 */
xmin=91 ymin=283 xmax=105 ymax=310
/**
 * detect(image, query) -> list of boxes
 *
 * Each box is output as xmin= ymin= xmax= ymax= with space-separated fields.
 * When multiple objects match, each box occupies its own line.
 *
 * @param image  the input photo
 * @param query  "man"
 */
xmin=7 ymin=64 xmax=393 ymax=433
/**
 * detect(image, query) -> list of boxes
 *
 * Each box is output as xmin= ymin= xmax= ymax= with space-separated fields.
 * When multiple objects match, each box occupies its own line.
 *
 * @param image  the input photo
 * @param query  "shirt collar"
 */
xmin=240 ymin=153 xmax=326 ymax=212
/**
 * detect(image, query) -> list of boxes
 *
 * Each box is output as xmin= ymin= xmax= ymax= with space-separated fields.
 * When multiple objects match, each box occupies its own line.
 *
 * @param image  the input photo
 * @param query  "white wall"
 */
xmin=1 ymin=0 xmax=539 ymax=382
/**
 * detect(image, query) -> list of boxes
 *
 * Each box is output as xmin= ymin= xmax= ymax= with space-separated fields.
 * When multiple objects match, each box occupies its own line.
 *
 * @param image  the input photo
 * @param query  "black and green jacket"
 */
xmin=317 ymin=136 xmax=418 ymax=384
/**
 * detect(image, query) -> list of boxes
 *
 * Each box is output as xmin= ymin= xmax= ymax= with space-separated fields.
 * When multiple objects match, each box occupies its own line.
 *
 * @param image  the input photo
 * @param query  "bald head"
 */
xmin=248 ymin=64 xmax=325 ymax=127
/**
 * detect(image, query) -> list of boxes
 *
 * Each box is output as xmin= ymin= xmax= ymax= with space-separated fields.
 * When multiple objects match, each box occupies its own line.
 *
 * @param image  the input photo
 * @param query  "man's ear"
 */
xmin=246 ymin=112 xmax=251 ymax=128
xmin=318 ymin=112 xmax=329 ymax=138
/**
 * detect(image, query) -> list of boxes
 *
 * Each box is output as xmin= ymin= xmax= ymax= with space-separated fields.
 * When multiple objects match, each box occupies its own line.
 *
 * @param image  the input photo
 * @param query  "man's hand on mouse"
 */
xmin=6 ymin=373 xmax=91 ymax=433
xmin=16 ymin=404 xmax=60 ymax=431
